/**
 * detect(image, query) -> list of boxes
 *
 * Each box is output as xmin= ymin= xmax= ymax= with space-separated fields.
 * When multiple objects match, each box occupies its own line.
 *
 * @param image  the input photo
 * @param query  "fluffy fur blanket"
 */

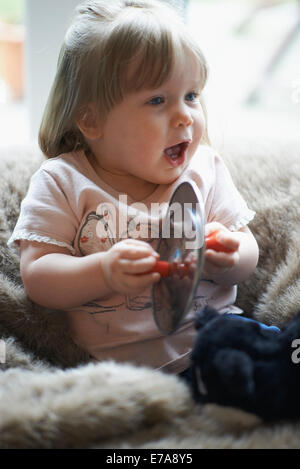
xmin=1 ymin=138 xmax=300 ymax=449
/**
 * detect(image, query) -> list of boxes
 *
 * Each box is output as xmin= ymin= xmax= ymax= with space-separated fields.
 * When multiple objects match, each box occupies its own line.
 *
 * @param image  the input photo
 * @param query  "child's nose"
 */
xmin=170 ymin=108 xmax=193 ymax=128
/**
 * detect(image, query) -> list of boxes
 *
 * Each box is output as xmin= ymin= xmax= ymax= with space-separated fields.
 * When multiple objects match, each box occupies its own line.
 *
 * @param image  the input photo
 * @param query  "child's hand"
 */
xmin=203 ymin=222 xmax=240 ymax=279
xmin=101 ymin=239 xmax=160 ymax=295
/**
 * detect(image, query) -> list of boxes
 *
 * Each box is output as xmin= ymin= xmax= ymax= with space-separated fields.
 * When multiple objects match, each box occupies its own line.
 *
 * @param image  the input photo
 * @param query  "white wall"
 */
xmin=25 ymin=0 xmax=81 ymax=139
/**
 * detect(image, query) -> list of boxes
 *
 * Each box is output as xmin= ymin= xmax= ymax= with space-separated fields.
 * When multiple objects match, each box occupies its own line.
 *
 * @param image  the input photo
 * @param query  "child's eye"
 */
xmin=147 ymin=96 xmax=164 ymax=105
xmin=185 ymin=92 xmax=200 ymax=102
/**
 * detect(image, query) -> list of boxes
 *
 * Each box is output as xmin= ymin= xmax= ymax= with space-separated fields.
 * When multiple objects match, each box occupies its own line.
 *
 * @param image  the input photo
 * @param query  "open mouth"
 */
xmin=164 ymin=142 xmax=189 ymax=167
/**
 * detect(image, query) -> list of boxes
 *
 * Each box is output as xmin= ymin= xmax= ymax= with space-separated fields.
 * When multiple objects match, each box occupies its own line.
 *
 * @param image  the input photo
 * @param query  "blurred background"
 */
xmin=0 ymin=0 xmax=299 ymax=147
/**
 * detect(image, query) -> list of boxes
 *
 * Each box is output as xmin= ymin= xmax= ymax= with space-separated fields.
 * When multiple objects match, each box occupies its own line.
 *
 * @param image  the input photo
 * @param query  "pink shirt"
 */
xmin=8 ymin=145 xmax=255 ymax=373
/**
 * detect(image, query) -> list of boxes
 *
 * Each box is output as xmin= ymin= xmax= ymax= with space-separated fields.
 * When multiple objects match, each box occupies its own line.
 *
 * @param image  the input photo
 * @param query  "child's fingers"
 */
xmin=205 ymin=250 xmax=239 ymax=269
xmin=205 ymin=222 xmax=226 ymax=237
xmin=119 ymin=256 xmax=157 ymax=274
xmin=121 ymin=238 xmax=158 ymax=252
xmin=117 ymin=240 xmax=159 ymax=260
xmin=214 ymin=231 xmax=240 ymax=252
xmin=124 ymin=272 xmax=161 ymax=291
xmin=120 ymin=247 xmax=159 ymax=261
xmin=205 ymin=229 xmax=240 ymax=254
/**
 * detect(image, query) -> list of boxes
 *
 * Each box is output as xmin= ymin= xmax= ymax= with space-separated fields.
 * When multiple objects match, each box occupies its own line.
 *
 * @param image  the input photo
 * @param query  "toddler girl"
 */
xmin=8 ymin=0 xmax=259 ymax=375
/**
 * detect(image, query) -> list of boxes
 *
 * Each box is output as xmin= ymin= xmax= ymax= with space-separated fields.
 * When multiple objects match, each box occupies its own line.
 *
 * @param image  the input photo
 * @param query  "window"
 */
xmin=0 ymin=0 xmax=299 ymax=145
xmin=190 ymin=0 xmax=300 ymax=142
xmin=0 ymin=0 xmax=27 ymax=144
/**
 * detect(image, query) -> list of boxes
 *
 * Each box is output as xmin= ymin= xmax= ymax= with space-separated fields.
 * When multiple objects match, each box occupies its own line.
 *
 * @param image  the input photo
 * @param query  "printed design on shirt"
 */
xmin=77 ymin=207 xmax=159 ymax=314
xmin=77 ymin=208 xmax=115 ymax=256
xmin=82 ymin=300 xmax=124 ymax=315
xmin=191 ymin=278 xmax=228 ymax=312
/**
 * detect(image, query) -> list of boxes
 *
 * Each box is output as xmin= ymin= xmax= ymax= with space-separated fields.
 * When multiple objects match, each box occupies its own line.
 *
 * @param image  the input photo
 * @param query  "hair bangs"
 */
xmin=94 ymin=10 xmax=176 ymax=109
xmin=117 ymin=23 xmax=208 ymax=97
xmin=123 ymin=31 xmax=174 ymax=93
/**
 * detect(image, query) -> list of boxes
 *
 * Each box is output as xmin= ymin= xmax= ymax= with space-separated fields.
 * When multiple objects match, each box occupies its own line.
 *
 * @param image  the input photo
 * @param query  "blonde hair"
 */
xmin=39 ymin=0 xmax=209 ymax=158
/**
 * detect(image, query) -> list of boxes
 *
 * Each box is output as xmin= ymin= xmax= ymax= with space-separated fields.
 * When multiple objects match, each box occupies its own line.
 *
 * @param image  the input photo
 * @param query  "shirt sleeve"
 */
xmin=7 ymin=168 xmax=79 ymax=254
xmin=207 ymin=153 xmax=255 ymax=231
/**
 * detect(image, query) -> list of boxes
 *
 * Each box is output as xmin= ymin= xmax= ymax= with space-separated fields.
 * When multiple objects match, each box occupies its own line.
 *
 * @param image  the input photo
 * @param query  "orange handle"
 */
xmin=150 ymin=260 xmax=189 ymax=278
xmin=150 ymin=260 xmax=171 ymax=277
xmin=205 ymin=230 xmax=233 ymax=253
xmin=151 ymin=231 xmax=233 ymax=278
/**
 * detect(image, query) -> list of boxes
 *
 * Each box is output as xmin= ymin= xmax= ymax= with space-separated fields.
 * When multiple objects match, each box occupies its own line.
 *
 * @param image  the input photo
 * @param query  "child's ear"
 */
xmin=76 ymin=104 xmax=102 ymax=140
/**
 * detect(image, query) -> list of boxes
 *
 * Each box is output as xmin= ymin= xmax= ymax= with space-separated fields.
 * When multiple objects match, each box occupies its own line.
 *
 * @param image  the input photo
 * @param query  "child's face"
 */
xmin=91 ymin=51 xmax=206 ymax=189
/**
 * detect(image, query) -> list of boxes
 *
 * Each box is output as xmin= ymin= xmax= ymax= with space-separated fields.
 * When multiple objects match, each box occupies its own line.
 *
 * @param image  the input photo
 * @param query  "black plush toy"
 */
xmin=190 ymin=306 xmax=300 ymax=421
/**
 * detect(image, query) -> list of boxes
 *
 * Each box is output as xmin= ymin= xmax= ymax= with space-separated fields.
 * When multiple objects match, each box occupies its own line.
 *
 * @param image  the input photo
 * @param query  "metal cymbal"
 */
xmin=151 ymin=181 xmax=206 ymax=334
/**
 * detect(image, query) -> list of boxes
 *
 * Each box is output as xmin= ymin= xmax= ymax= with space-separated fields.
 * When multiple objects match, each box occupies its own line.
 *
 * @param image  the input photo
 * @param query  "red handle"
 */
xmin=151 ymin=231 xmax=233 ymax=278
xmin=150 ymin=260 xmax=171 ymax=277
xmin=150 ymin=260 xmax=188 ymax=278
xmin=205 ymin=230 xmax=233 ymax=253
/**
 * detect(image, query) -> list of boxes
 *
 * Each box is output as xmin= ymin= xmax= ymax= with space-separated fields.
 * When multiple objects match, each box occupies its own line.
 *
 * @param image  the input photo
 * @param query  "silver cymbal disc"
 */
xmin=151 ymin=181 xmax=206 ymax=334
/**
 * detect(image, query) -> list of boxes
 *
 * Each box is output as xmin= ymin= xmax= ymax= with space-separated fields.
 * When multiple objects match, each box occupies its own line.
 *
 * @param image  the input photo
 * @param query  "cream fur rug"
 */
xmin=1 ymin=138 xmax=300 ymax=449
